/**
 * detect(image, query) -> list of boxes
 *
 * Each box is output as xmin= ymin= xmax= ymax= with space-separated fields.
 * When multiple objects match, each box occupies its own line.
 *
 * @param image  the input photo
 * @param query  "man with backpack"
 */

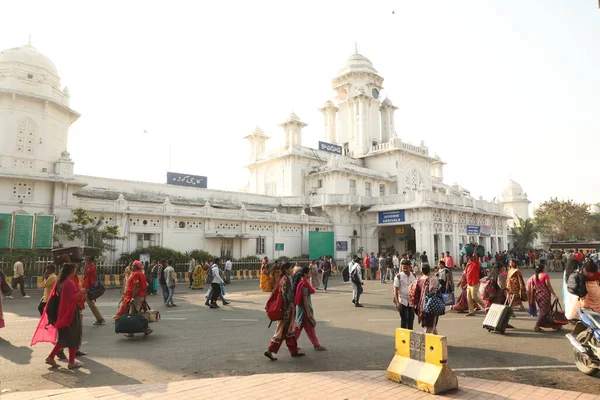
xmin=394 ymin=259 xmax=416 ymax=329
xmin=350 ymin=256 xmax=364 ymax=307
xmin=83 ymin=256 xmax=105 ymax=325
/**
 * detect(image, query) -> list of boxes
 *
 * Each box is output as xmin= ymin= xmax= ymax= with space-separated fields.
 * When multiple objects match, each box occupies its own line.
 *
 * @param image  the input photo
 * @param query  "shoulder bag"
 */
xmin=423 ymin=278 xmax=446 ymax=316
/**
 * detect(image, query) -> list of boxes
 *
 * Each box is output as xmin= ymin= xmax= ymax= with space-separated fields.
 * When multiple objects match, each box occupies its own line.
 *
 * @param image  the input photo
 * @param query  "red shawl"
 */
xmin=586 ymin=271 xmax=600 ymax=282
xmin=295 ymin=279 xmax=315 ymax=306
xmin=31 ymin=278 xmax=79 ymax=346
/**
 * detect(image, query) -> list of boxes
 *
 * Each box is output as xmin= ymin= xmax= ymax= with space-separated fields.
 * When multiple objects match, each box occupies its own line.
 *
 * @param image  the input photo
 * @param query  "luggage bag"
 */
xmin=482 ymin=302 xmax=511 ymax=334
xmin=115 ymin=313 xmax=148 ymax=334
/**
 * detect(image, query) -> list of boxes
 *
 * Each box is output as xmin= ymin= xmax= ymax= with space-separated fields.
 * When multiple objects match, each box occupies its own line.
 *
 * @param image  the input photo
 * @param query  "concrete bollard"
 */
xmin=386 ymin=328 xmax=458 ymax=394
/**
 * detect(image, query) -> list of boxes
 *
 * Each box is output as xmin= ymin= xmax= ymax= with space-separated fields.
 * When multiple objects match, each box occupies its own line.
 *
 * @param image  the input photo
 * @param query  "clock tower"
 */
xmin=326 ymin=51 xmax=385 ymax=156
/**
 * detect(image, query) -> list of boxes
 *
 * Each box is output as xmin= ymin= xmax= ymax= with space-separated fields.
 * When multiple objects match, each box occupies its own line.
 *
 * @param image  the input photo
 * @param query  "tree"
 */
xmin=511 ymin=216 xmax=539 ymax=253
xmin=534 ymin=198 xmax=590 ymax=242
xmin=56 ymin=208 xmax=124 ymax=253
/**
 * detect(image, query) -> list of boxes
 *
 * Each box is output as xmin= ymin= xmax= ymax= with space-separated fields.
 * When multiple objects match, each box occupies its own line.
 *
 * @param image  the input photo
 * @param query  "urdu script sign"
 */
xmin=167 ymin=172 xmax=207 ymax=188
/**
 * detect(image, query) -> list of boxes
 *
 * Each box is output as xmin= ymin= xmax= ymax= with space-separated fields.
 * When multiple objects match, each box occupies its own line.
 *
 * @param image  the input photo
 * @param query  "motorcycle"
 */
xmin=565 ymin=308 xmax=600 ymax=376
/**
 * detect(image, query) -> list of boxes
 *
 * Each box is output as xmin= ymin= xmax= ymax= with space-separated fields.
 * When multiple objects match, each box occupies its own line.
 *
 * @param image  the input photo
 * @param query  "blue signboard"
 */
xmin=335 ymin=241 xmax=348 ymax=251
xmin=318 ymin=141 xmax=343 ymax=155
xmin=467 ymin=225 xmax=481 ymax=236
xmin=378 ymin=210 xmax=405 ymax=224
xmin=167 ymin=172 xmax=207 ymax=188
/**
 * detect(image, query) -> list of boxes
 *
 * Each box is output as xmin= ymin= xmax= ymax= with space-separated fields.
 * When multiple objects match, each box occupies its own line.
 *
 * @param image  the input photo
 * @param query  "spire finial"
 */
xmin=355 ymin=42 xmax=358 ymax=54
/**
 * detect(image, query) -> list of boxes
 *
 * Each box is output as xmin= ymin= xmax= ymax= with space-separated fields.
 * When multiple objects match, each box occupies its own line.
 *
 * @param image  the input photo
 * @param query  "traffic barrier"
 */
xmin=386 ymin=328 xmax=458 ymax=394
xmin=3 ymin=270 xmax=263 ymax=290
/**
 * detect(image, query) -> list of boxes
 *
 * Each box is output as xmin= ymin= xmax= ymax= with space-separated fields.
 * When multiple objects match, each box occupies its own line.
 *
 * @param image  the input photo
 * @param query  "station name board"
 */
xmin=318 ymin=141 xmax=343 ymax=155
xmin=378 ymin=210 xmax=405 ymax=224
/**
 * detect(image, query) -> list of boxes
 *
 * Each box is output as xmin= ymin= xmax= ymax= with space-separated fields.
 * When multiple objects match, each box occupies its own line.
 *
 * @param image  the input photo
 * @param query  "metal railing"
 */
xmin=0 ymin=257 xmax=351 ymax=277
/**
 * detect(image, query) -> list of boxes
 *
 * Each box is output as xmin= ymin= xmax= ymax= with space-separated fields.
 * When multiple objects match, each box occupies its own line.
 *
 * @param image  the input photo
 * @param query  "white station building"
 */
xmin=0 ymin=43 xmax=531 ymax=262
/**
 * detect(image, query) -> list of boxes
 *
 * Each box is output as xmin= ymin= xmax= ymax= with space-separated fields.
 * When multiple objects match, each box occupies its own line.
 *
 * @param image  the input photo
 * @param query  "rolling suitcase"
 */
xmin=482 ymin=296 xmax=512 ymax=334
xmin=115 ymin=313 xmax=148 ymax=334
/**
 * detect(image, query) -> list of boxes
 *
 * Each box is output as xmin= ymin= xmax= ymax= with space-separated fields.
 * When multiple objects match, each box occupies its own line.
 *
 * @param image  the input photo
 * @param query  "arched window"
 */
xmin=16 ymin=118 xmax=37 ymax=155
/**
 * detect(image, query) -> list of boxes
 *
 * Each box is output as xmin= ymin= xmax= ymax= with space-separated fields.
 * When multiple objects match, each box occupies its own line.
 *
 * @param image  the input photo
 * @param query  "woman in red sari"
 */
xmin=113 ymin=261 xmax=147 ymax=319
xmin=44 ymin=264 xmax=84 ymax=369
xmin=294 ymin=267 xmax=326 ymax=350
xmin=527 ymin=265 xmax=561 ymax=332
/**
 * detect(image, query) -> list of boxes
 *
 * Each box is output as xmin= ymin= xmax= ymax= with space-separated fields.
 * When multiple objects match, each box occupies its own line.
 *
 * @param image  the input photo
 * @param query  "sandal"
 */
xmin=68 ymin=361 xmax=84 ymax=370
xmin=314 ymin=345 xmax=327 ymax=351
xmin=264 ymin=351 xmax=277 ymax=361
xmin=45 ymin=357 xmax=60 ymax=368
xmin=534 ymin=327 xmax=543 ymax=332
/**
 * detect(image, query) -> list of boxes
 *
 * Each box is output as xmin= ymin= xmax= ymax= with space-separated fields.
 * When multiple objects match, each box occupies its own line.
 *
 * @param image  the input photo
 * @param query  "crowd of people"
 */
xmin=0 ymin=254 xmax=238 ymax=370
xmin=1 ymin=246 xmax=599 ymax=370
xmin=343 ymin=245 xmax=600 ymax=336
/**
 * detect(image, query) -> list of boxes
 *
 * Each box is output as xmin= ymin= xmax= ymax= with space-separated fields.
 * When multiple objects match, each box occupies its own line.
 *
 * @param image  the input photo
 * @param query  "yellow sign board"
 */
xmin=395 ymin=227 xmax=405 ymax=234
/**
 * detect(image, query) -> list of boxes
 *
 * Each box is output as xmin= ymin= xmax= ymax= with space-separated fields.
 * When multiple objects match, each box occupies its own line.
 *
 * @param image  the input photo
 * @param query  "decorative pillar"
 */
xmin=319 ymin=101 xmax=338 ymax=144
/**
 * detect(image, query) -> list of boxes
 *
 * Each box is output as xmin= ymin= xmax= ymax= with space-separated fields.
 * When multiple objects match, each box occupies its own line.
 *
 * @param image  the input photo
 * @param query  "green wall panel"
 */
xmin=12 ymin=214 xmax=34 ymax=249
xmin=0 ymin=214 xmax=13 ymax=249
xmin=34 ymin=215 xmax=55 ymax=249
xmin=308 ymin=231 xmax=334 ymax=259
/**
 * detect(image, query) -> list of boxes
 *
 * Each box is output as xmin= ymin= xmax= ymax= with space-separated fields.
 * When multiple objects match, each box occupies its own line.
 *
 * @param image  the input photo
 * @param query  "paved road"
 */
xmin=0 ymin=272 xmax=598 ymax=394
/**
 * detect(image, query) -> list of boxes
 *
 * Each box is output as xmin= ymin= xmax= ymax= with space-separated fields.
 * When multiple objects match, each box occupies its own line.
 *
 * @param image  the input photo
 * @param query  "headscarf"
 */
xmin=294 ymin=278 xmax=315 ymax=306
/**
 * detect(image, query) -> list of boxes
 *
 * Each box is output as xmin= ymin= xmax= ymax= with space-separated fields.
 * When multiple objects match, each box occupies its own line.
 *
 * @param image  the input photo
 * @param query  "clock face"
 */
xmin=338 ymin=89 xmax=347 ymax=101
xmin=372 ymin=88 xmax=380 ymax=99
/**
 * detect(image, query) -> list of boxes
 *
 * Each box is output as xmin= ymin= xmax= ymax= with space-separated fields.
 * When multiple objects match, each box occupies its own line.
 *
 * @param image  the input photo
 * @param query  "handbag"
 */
xmin=138 ymin=301 xmax=160 ymax=323
xmin=552 ymin=299 xmax=569 ymax=326
xmin=423 ymin=278 xmax=446 ymax=316
xmin=87 ymin=281 xmax=105 ymax=301
xmin=528 ymin=304 xmax=537 ymax=317
xmin=0 ymin=277 xmax=12 ymax=297
xmin=442 ymin=292 xmax=455 ymax=306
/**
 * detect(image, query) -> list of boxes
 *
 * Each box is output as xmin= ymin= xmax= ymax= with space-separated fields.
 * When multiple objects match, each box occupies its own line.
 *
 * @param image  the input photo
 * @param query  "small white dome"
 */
xmin=337 ymin=53 xmax=378 ymax=76
xmin=0 ymin=44 xmax=58 ymax=76
xmin=591 ymin=205 xmax=600 ymax=214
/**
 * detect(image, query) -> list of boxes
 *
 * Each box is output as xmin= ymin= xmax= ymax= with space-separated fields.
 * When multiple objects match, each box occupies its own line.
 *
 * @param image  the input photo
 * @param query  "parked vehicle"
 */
xmin=565 ymin=308 xmax=600 ymax=376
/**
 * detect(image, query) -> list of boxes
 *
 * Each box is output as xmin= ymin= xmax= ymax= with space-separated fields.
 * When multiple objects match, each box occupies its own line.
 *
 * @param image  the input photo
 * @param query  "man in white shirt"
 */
xmin=188 ymin=257 xmax=195 ymax=288
xmin=224 ymin=258 xmax=233 ymax=284
xmin=164 ymin=261 xmax=177 ymax=307
xmin=208 ymin=258 xmax=225 ymax=309
xmin=349 ymin=256 xmax=364 ymax=307
xmin=392 ymin=253 xmax=400 ymax=276
xmin=9 ymin=261 xmax=30 ymax=299
xmin=393 ymin=259 xmax=416 ymax=329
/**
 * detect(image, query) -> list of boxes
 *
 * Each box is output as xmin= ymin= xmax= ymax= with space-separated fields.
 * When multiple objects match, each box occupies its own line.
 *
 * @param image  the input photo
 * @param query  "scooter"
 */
xmin=565 ymin=308 xmax=600 ymax=376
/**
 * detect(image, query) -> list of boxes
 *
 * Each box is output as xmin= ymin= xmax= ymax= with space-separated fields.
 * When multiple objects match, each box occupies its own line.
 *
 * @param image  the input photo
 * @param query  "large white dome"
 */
xmin=502 ymin=179 xmax=528 ymax=202
xmin=0 ymin=44 xmax=59 ymax=76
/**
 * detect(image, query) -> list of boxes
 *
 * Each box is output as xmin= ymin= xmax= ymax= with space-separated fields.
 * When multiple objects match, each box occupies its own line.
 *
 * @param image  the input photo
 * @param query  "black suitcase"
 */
xmin=482 ymin=303 xmax=511 ymax=334
xmin=115 ymin=314 xmax=148 ymax=334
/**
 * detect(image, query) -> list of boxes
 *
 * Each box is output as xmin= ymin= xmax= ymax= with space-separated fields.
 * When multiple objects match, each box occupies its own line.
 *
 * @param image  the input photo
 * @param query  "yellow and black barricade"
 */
xmin=386 ymin=328 xmax=458 ymax=394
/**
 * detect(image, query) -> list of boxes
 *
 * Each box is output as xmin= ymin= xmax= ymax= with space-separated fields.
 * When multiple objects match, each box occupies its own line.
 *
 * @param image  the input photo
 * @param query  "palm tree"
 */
xmin=511 ymin=216 xmax=540 ymax=253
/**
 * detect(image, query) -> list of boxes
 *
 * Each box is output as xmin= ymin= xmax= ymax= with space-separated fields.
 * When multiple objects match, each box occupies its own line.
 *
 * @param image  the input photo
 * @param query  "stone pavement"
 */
xmin=1 ymin=370 xmax=597 ymax=400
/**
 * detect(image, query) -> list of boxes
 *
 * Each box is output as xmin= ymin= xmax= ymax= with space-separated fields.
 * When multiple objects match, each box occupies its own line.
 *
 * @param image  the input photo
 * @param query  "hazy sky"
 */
xmin=2 ymin=0 xmax=599 ymax=210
